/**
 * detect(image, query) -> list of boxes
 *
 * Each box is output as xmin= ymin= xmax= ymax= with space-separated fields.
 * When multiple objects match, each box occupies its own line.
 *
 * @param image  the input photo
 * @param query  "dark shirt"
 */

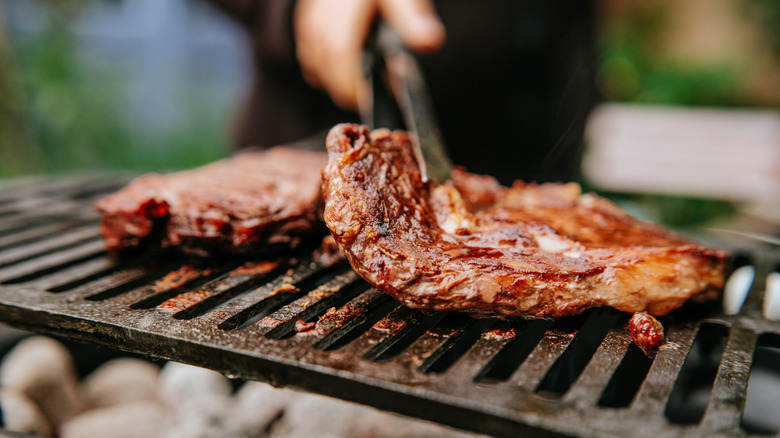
xmin=206 ymin=0 xmax=597 ymax=185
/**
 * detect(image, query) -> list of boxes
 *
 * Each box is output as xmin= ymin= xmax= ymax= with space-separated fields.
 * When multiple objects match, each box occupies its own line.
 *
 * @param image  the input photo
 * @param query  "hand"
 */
xmin=294 ymin=0 xmax=445 ymax=111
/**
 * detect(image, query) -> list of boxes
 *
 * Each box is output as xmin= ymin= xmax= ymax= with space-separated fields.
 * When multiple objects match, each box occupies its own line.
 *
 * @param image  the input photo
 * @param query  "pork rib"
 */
xmin=322 ymin=124 xmax=729 ymax=319
xmin=95 ymin=147 xmax=327 ymax=255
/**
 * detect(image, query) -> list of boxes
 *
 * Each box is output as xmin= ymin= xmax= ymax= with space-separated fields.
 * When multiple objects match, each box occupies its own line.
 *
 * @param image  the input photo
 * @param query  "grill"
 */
xmin=1 ymin=174 xmax=779 ymax=437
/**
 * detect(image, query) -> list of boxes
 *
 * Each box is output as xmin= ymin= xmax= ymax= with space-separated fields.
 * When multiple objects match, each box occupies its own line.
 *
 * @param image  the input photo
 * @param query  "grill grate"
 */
xmin=1 ymin=175 xmax=779 ymax=437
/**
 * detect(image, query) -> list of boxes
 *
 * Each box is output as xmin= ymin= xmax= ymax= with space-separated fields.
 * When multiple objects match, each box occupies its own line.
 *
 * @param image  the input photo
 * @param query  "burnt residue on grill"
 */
xmin=261 ymin=270 xmax=365 ymax=337
xmin=482 ymin=325 xmax=517 ymax=341
xmin=314 ymin=289 xmax=397 ymax=350
xmin=1 ymin=175 xmax=779 ymax=438
xmin=158 ymin=260 xmax=283 ymax=318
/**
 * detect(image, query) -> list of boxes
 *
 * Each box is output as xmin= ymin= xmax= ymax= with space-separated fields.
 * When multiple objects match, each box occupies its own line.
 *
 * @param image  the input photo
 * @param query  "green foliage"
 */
xmin=593 ymin=5 xmax=750 ymax=226
xmin=587 ymin=188 xmax=738 ymax=228
xmin=2 ymin=6 xmax=229 ymax=179
xmin=598 ymin=4 xmax=741 ymax=107
xmin=644 ymin=195 xmax=737 ymax=227
xmin=748 ymin=0 xmax=780 ymax=56
xmin=600 ymin=47 xmax=740 ymax=106
xmin=17 ymin=26 xmax=131 ymax=173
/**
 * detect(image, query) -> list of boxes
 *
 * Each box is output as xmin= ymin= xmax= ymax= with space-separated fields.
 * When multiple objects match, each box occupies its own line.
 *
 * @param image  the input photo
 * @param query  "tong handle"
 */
xmin=361 ymin=23 xmax=452 ymax=183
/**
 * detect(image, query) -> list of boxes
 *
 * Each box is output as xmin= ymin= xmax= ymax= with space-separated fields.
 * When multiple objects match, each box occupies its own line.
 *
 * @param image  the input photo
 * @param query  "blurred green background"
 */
xmin=593 ymin=0 xmax=780 ymax=226
xmin=0 ymin=0 xmax=239 ymax=178
xmin=1 ymin=0 xmax=779 ymax=227
xmin=599 ymin=0 xmax=780 ymax=107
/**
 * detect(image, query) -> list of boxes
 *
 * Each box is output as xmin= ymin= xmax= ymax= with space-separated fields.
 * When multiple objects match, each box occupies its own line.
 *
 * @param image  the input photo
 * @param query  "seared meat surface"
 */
xmin=322 ymin=124 xmax=729 ymax=319
xmin=629 ymin=312 xmax=666 ymax=357
xmin=95 ymin=147 xmax=327 ymax=255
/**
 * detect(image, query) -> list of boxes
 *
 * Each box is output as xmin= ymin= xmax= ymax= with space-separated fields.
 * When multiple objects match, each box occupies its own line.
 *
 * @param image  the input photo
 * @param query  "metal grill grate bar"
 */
xmin=562 ymin=327 xmax=632 ymax=408
xmin=215 ymin=258 xmax=342 ymax=330
xmin=0 ymin=226 xmax=101 ymax=267
xmin=418 ymin=317 xmax=497 ymax=374
xmin=739 ymin=254 xmax=776 ymax=317
xmin=160 ymin=260 xmax=286 ymax=319
xmin=390 ymin=313 xmax=473 ymax=370
xmin=474 ymin=319 xmax=553 ymax=384
xmin=0 ymin=219 xmax=91 ymax=250
xmin=0 ymin=239 xmax=106 ymax=284
xmin=0 ymin=199 xmax=96 ymax=231
xmin=509 ymin=321 xmax=577 ymax=393
xmin=435 ymin=322 xmax=515 ymax=384
xmin=263 ymin=270 xmax=364 ymax=338
xmin=0 ymin=216 xmax=65 ymax=237
xmin=32 ymin=257 xmax=123 ymax=291
xmin=631 ymin=321 xmax=698 ymax=416
xmin=125 ymin=263 xmax=236 ymax=309
xmin=85 ymin=262 xmax=186 ymax=302
xmin=0 ymin=196 xmax=70 ymax=217
xmin=1 ymin=175 xmax=779 ymax=438
xmin=700 ymin=326 xmax=757 ymax=434
xmin=362 ymin=308 xmax=443 ymax=361
xmin=313 ymin=288 xmax=395 ymax=351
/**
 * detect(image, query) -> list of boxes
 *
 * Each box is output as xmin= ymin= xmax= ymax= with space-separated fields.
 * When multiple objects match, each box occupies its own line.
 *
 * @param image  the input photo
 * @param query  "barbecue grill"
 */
xmin=1 ymin=174 xmax=778 ymax=437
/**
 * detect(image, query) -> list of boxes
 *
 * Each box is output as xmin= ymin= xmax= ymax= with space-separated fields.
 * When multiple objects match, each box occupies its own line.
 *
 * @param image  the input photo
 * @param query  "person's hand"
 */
xmin=294 ymin=0 xmax=445 ymax=111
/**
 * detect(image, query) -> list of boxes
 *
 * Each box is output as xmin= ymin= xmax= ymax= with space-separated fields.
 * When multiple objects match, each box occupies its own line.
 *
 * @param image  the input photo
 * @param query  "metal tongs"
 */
xmin=361 ymin=24 xmax=452 ymax=183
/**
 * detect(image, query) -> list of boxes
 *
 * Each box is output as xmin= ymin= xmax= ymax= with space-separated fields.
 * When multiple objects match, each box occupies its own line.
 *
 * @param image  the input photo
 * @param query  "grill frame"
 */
xmin=0 ymin=175 xmax=778 ymax=438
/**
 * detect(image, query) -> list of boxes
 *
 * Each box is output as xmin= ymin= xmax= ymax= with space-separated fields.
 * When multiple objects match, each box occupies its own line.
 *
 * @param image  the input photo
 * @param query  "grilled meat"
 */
xmin=629 ymin=312 xmax=665 ymax=357
xmin=322 ymin=124 xmax=729 ymax=319
xmin=95 ymin=147 xmax=327 ymax=255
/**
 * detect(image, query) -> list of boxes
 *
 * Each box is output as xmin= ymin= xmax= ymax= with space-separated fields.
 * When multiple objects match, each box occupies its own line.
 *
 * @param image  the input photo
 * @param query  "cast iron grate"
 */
xmin=0 ymin=175 xmax=779 ymax=438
